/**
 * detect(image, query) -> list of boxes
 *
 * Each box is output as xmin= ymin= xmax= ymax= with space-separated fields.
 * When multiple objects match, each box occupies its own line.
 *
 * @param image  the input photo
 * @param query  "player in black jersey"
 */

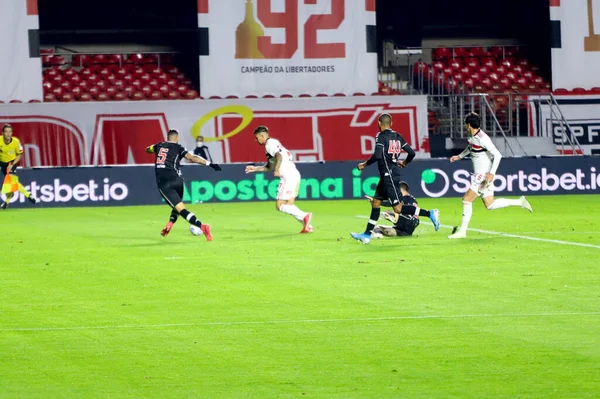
xmin=145 ymin=129 xmax=222 ymax=240
xmin=350 ymin=113 xmax=440 ymax=244
xmin=365 ymin=181 xmax=438 ymax=238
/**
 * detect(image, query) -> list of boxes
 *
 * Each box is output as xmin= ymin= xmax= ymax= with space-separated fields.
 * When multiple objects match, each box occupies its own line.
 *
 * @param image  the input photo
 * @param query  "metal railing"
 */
xmin=426 ymin=92 xmax=584 ymax=155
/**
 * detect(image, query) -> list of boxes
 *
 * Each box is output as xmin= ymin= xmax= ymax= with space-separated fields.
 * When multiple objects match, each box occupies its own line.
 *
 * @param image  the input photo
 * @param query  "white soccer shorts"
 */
xmin=470 ymin=172 xmax=495 ymax=198
xmin=277 ymin=170 xmax=301 ymax=200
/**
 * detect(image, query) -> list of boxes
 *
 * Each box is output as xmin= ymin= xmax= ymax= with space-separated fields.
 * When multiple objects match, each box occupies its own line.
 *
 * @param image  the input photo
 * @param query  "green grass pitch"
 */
xmin=1 ymin=195 xmax=599 ymax=398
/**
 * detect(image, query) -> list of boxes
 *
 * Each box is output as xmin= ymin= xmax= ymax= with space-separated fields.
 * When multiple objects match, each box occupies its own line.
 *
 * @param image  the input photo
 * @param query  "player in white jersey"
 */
xmin=448 ymin=113 xmax=533 ymax=239
xmin=245 ymin=125 xmax=313 ymax=233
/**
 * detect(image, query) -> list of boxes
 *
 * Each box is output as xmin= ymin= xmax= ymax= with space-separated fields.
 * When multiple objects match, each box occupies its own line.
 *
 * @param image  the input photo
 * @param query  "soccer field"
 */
xmin=1 ymin=195 xmax=599 ymax=398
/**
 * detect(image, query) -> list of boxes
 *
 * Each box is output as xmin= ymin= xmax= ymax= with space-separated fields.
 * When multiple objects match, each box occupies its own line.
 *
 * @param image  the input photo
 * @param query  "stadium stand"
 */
xmin=41 ymin=49 xmax=200 ymax=102
xmin=34 ymin=48 xmax=398 ymax=103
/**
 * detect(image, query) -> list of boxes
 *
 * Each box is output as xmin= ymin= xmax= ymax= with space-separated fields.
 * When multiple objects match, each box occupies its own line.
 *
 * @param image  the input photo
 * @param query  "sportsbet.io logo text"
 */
xmin=2 ymin=178 xmax=128 ymax=204
xmin=420 ymin=167 xmax=600 ymax=197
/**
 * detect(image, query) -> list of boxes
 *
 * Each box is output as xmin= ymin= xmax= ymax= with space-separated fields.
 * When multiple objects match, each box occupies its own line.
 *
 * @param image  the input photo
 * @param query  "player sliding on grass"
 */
xmin=350 ymin=113 xmax=440 ymax=244
xmin=245 ymin=125 xmax=313 ymax=233
xmin=448 ymin=112 xmax=533 ymax=239
xmin=146 ymin=129 xmax=221 ymax=240
xmin=365 ymin=181 xmax=439 ymax=238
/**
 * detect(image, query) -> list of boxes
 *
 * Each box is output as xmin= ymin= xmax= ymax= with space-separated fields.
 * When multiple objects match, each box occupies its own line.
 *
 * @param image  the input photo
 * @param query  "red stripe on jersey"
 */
xmin=549 ymin=0 xmax=560 ymax=6
xmin=197 ymin=0 xmax=208 ymax=14
xmin=472 ymin=144 xmax=482 ymax=149
xmin=366 ymin=0 xmax=376 ymax=11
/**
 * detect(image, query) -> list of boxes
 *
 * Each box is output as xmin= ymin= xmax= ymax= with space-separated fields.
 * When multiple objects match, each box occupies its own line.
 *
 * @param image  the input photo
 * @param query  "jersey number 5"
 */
xmin=387 ymin=140 xmax=403 ymax=155
xmin=157 ymin=148 xmax=169 ymax=164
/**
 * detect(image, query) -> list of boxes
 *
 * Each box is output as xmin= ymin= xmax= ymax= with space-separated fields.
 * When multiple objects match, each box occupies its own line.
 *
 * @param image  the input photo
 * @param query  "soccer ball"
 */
xmin=189 ymin=225 xmax=203 ymax=236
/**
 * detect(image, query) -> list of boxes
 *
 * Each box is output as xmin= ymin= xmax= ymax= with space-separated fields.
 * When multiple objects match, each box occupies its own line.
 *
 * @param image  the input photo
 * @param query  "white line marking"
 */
xmin=354 ymin=216 xmax=600 ymax=249
xmin=1 ymin=312 xmax=598 ymax=332
xmin=164 ymin=257 xmax=185 ymax=260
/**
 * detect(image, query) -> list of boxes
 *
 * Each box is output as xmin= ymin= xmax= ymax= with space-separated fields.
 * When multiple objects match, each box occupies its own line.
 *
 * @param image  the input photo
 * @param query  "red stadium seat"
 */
xmin=87 ymin=86 xmax=100 ymax=98
xmin=78 ymin=92 xmax=92 ymax=102
xmin=126 ymin=54 xmax=144 ymax=64
xmin=167 ymin=91 xmax=181 ymax=100
xmin=91 ymin=54 xmax=109 ymax=65
xmin=140 ymin=85 xmax=152 ymax=97
xmin=572 ymin=87 xmax=588 ymax=93
xmin=28 ymin=99 xmax=41 ymax=103
xmin=495 ymin=66 xmax=508 ymax=75
xmin=184 ymin=90 xmax=199 ymax=99
xmin=87 ymin=74 xmax=101 ymax=84
xmin=113 ymin=92 xmax=128 ymax=101
xmin=158 ymin=84 xmax=170 ymax=95
xmin=59 ymin=93 xmax=75 ymax=102
xmin=96 ymin=92 xmax=111 ymax=101
xmin=149 ymin=91 xmax=164 ymax=100
xmin=72 ymin=54 xmax=90 ymax=67
xmin=432 ymin=48 xmax=449 ymax=60
xmin=113 ymin=79 xmax=125 ymax=91
xmin=71 ymin=86 xmax=83 ymax=98
xmin=131 ymin=91 xmax=146 ymax=100
xmin=105 ymin=86 xmax=117 ymax=97
xmin=43 ymin=93 xmax=57 ymax=102
xmin=481 ymin=58 xmax=496 ymax=68
xmin=59 ymin=81 xmax=72 ymax=91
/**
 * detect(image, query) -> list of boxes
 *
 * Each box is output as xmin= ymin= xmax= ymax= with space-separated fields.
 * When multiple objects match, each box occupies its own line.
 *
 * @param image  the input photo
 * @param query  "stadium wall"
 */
xmin=3 ymin=156 xmax=599 ymax=208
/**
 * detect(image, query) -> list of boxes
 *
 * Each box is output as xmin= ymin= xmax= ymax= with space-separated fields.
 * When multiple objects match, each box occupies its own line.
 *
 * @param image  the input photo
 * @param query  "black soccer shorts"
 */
xmin=0 ymin=161 xmax=17 ymax=176
xmin=374 ymin=174 xmax=402 ymax=205
xmin=156 ymin=176 xmax=185 ymax=208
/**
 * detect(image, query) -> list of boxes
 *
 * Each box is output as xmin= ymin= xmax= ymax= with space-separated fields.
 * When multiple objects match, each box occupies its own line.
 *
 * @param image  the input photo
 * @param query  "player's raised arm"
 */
xmin=184 ymin=152 xmax=221 ymax=170
xmin=451 ymin=145 xmax=471 ymax=163
xmin=245 ymin=157 xmax=275 ymax=173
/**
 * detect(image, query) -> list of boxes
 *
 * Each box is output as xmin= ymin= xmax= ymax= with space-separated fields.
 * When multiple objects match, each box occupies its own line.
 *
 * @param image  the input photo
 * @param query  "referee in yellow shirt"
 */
xmin=1 ymin=124 xmax=37 ymax=209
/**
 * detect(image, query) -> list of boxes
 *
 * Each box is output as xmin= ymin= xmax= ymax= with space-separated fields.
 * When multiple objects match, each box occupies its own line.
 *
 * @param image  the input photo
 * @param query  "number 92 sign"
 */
xmin=198 ymin=0 xmax=378 ymax=98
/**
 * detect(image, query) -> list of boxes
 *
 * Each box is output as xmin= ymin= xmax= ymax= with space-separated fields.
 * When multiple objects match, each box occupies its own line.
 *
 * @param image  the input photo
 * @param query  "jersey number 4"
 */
xmin=157 ymin=148 xmax=169 ymax=164
xmin=387 ymin=140 xmax=403 ymax=155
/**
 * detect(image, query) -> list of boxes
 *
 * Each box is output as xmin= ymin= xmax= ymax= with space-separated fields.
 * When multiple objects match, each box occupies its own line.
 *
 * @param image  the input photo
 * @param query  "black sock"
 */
xmin=365 ymin=208 xmax=381 ymax=235
xmin=169 ymin=209 xmax=178 ymax=224
xmin=180 ymin=209 xmax=202 ymax=228
xmin=399 ymin=205 xmax=430 ymax=218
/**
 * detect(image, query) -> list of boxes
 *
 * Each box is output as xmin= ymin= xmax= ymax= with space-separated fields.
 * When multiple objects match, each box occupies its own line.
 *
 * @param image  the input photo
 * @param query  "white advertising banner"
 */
xmin=0 ymin=0 xmax=43 ymax=102
xmin=0 ymin=95 xmax=428 ymax=166
xmin=529 ymin=94 xmax=600 ymax=154
xmin=551 ymin=0 xmax=600 ymax=90
xmin=197 ymin=0 xmax=378 ymax=98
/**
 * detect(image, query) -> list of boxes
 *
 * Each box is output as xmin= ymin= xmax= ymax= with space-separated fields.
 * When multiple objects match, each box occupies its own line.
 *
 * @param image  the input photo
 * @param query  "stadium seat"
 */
xmin=44 ymin=93 xmax=57 ymax=102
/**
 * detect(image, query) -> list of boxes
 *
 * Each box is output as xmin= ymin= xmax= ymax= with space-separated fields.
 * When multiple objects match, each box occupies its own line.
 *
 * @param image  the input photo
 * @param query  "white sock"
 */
xmin=459 ymin=201 xmax=472 ymax=232
xmin=279 ymin=204 xmax=308 ymax=222
xmin=486 ymin=198 xmax=522 ymax=210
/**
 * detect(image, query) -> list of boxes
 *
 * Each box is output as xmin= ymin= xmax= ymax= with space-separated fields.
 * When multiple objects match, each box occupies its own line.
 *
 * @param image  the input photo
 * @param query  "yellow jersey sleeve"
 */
xmin=14 ymin=138 xmax=24 ymax=155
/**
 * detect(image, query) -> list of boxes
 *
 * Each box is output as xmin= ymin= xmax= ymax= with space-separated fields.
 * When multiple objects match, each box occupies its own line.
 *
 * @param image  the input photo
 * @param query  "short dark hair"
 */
xmin=399 ymin=181 xmax=410 ymax=192
xmin=196 ymin=135 xmax=204 ymax=140
xmin=464 ymin=112 xmax=481 ymax=129
xmin=378 ymin=113 xmax=392 ymax=126
xmin=167 ymin=129 xmax=179 ymax=139
xmin=254 ymin=125 xmax=269 ymax=134
xmin=2 ymin=124 xmax=13 ymax=133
